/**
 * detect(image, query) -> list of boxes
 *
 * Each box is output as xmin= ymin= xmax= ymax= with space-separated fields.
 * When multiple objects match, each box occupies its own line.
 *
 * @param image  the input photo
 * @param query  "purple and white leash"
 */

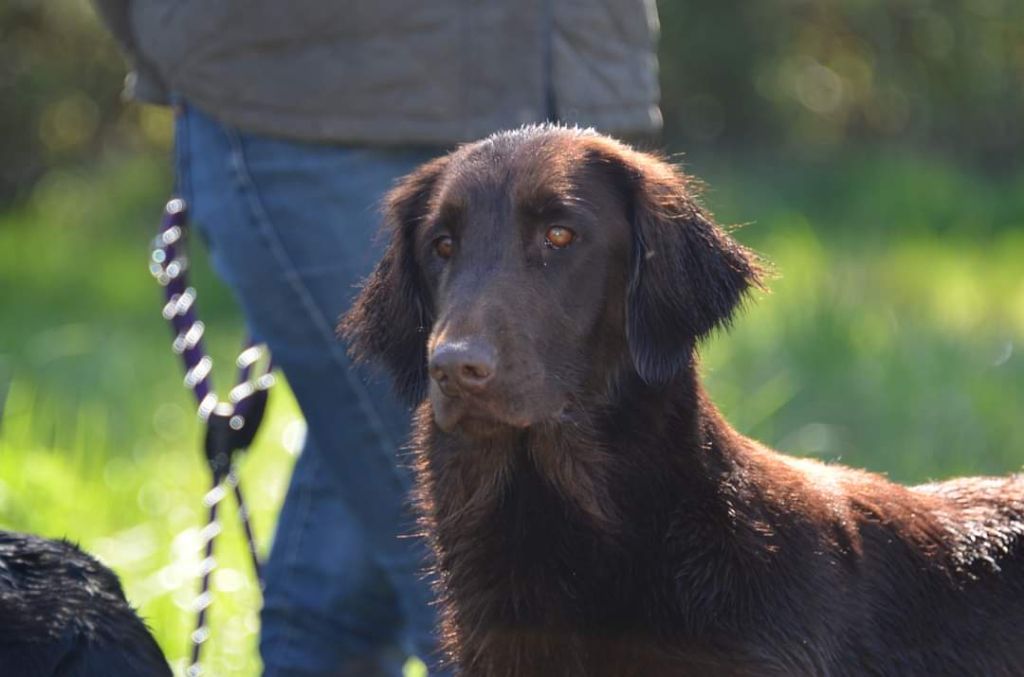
xmin=150 ymin=197 xmax=273 ymax=676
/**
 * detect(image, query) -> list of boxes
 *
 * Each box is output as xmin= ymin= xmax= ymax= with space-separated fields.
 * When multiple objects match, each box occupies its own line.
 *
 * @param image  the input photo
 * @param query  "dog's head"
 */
xmin=343 ymin=125 xmax=761 ymax=437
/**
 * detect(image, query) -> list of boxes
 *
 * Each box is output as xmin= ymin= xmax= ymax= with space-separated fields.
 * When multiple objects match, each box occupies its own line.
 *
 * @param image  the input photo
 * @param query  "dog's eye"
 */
xmin=434 ymin=235 xmax=454 ymax=260
xmin=544 ymin=226 xmax=576 ymax=249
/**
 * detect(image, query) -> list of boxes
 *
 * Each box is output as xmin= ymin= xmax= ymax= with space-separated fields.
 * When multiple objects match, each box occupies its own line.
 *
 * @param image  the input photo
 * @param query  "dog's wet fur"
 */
xmin=343 ymin=125 xmax=1024 ymax=676
xmin=0 ymin=531 xmax=169 ymax=676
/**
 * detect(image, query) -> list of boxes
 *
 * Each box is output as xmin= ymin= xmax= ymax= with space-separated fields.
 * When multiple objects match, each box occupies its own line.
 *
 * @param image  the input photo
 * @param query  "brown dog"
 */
xmin=343 ymin=125 xmax=1024 ymax=676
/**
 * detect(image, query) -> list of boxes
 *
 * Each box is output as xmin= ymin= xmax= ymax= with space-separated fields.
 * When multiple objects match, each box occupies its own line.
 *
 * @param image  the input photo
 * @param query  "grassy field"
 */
xmin=1 ymin=149 xmax=1022 ymax=675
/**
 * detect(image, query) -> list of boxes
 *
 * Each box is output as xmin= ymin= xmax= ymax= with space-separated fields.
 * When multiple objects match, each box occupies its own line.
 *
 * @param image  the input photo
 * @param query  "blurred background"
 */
xmin=1 ymin=1 xmax=1022 ymax=674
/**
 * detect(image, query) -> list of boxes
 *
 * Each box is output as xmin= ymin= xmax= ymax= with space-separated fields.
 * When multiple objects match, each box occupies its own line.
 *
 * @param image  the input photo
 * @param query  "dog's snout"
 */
xmin=429 ymin=340 xmax=497 ymax=394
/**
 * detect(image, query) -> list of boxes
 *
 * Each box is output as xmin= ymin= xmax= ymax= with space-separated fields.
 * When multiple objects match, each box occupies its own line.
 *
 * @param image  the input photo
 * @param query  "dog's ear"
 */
xmin=588 ymin=142 xmax=762 ymax=384
xmin=341 ymin=155 xmax=449 ymax=403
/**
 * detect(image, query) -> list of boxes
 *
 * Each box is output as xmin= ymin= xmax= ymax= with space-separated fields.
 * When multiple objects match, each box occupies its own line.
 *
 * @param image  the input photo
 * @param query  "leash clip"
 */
xmin=203 ymin=388 xmax=269 ymax=481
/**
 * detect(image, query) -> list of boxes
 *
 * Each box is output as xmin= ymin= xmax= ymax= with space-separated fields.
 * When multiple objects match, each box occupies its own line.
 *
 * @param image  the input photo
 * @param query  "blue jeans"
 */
xmin=175 ymin=101 xmax=445 ymax=676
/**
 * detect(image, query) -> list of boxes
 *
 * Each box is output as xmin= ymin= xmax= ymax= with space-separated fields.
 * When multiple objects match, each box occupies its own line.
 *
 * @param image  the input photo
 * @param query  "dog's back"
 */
xmin=744 ymin=449 xmax=1024 ymax=675
xmin=0 ymin=531 xmax=170 ymax=676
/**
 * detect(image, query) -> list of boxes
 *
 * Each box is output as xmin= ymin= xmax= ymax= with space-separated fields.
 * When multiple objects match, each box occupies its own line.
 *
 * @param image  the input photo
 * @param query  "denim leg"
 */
xmin=260 ymin=435 xmax=406 ymax=676
xmin=175 ymin=102 xmax=446 ymax=674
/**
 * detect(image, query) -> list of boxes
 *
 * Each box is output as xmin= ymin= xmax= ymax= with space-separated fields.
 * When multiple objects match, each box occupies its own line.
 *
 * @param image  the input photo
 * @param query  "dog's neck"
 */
xmin=412 ymin=360 xmax=751 ymax=665
xmin=414 ymin=357 xmax=744 ymax=562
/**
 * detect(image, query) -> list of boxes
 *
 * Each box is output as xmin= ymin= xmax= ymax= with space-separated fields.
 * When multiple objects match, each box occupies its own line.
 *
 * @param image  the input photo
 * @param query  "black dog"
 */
xmin=343 ymin=125 xmax=1024 ymax=676
xmin=0 ymin=531 xmax=170 ymax=676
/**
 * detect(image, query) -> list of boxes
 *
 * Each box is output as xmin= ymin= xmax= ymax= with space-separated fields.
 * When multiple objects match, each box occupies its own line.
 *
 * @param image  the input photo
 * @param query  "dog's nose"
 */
xmin=429 ymin=340 xmax=497 ymax=394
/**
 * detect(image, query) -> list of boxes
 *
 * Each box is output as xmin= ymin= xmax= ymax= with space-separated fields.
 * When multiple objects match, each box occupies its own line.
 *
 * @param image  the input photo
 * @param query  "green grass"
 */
xmin=0 ymin=155 xmax=297 ymax=675
xmin=1 ymin=148 xmax=1022 ymax=675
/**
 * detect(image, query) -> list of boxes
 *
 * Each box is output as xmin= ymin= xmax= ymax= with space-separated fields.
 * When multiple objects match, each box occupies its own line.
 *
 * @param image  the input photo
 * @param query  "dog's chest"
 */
xmin=447 ymin=470 xmax=677 ymax=654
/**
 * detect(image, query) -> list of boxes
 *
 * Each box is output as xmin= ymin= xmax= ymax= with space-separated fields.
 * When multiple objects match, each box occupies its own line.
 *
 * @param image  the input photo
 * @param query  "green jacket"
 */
xmin=93 ymin=0 xmax=661 ymax=145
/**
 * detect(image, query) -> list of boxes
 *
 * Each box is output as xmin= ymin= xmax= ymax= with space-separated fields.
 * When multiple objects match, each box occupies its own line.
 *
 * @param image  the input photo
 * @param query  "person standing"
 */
xmin=92 ymin=2 xmax=661 ymax=674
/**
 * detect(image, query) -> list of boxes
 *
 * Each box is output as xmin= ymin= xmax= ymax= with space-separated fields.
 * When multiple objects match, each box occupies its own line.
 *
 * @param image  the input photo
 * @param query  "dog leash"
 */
xmin=150 ymin=197 xmax=272 ymax=676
